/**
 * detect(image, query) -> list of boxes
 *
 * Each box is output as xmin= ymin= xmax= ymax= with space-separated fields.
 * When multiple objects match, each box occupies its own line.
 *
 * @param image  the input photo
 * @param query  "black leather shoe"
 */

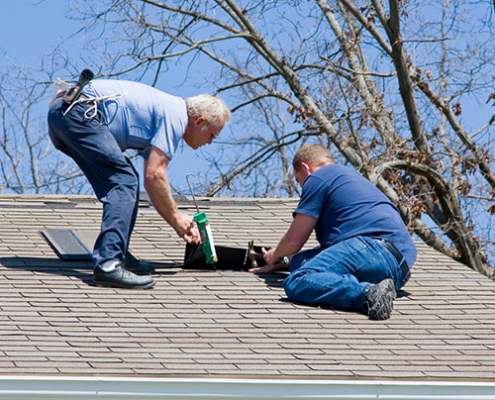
xmin=124 ymin=252 xmax=155 ymax=275
xmin=93 ymin=263 xmax=155 ymax=289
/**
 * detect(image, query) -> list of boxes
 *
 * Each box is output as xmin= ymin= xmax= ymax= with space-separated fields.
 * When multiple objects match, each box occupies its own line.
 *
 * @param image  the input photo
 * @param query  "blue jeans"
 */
xmin=48 ymin=97 xmax=139 ymax=267
xmin=284 ymin=236 xmax=410 ymax=313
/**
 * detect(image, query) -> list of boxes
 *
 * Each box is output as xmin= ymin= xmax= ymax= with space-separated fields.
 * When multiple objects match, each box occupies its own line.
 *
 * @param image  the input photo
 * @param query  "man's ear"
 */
xmin=300 ymin=161 xmax=312 ymax=174
xmin=194 ymin=116 xmax=206 ymax=126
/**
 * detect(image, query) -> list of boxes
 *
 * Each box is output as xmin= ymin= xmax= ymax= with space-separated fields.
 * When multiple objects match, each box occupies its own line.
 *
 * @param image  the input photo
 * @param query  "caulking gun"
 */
xmin=186 ymin=174 xmax=218 ymax=265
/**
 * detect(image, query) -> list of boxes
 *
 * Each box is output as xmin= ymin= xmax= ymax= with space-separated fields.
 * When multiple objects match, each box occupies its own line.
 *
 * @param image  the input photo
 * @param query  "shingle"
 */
xmin=0 ymin=193 xmax=494 ymax=381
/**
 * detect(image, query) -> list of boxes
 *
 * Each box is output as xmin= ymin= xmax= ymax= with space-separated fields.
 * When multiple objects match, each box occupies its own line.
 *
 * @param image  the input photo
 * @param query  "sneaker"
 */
xmin=93 ymin=263 xmax=155 ymax=289
xmin=124 ymin=252 xmax=155 ymax=275
xmin=365 ymin=278 xmax=396 ymax=320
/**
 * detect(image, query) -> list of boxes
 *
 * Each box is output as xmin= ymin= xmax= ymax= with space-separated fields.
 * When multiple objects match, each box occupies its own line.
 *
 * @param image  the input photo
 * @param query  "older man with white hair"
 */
xmin=48 ymin=78 xmax=230 ymax=289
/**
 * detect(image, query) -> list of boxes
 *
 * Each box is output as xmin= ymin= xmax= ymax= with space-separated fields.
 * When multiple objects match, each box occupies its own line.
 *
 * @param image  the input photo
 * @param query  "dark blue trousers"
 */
xmin=48 ymin=97 xmax=139 ymax=268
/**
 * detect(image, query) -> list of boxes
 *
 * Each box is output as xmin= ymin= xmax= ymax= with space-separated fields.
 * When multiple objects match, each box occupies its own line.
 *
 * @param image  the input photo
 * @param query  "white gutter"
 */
xmin=0 ymin=376 xmax=494 ymax=399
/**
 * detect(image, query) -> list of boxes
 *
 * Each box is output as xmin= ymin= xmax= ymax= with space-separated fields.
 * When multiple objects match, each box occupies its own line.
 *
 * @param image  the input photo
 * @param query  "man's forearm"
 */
xmin=145 ymin=174 xmax=179 ymax=227
xmin=143 ymin=147 xmax=199 ymax=243
xmin=272 ymin=234 xmax=302 ymax=261
xmin=265 ymin=213 xmax=317 ymax=265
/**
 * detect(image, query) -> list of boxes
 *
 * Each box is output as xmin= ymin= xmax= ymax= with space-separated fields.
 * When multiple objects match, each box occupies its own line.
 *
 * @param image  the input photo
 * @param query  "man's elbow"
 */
xmin=143 ymin=173 xmax=154 ymax=189
xmin=144 ymin=167 xmax=164 ymax=185
xmin=143 ymin=173 xmax=162 ymax=197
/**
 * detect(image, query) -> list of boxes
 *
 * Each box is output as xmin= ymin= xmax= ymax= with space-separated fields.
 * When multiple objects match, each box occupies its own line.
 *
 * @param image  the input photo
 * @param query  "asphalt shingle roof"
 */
xmin=0 ymin=193 xmax=495 ymax=380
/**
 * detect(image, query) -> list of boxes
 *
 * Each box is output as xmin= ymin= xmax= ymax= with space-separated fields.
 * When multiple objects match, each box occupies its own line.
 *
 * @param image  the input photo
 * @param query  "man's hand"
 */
xmin=249 ymin=247 xmax=281 ymax=274
xmin=175 ymin=212 xmax=201 ymax=244
xmin=249 ymin=213 xmax=316 ymax=274
xmin=262 ymin=246 xmax=278 ymax=266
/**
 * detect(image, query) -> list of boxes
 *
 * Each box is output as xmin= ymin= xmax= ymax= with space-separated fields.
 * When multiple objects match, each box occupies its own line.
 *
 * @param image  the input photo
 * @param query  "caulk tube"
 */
xmin=193 ymin=211 xmax=218 ymax=264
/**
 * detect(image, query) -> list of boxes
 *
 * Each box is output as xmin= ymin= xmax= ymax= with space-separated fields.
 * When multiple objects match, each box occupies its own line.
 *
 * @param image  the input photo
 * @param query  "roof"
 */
xmin=1 ymin=193 xmax=495 ymax=396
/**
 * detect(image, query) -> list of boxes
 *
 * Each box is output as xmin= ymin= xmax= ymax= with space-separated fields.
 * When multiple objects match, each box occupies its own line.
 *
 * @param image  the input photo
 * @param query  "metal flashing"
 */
xmin=40 ymin=229 xmax=95 ymax=260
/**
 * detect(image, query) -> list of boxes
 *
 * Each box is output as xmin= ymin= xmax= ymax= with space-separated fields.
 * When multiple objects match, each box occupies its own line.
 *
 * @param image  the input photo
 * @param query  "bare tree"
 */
xmin=0 ymin=61 xmax=89 ymax=194
xmin=59 ymin=0 xmax=495 ymax=276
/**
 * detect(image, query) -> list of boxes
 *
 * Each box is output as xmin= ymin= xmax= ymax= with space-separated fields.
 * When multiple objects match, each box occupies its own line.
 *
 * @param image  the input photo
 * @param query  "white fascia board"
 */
xmin=0 ymin=376 xmax=495 ymax=399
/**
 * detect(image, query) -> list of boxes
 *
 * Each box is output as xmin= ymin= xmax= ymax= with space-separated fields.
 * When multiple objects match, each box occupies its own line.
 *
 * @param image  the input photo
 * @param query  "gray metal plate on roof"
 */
xmin=41 ymin=229 xmax=96 ymax=260
xmin=73 ymin=230 xmax=98 ymax=253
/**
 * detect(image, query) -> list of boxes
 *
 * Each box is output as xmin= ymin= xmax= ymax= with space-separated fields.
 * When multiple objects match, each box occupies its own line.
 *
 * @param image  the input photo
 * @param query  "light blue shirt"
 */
xmin=82 ymin=80 xmax=188 ymax=160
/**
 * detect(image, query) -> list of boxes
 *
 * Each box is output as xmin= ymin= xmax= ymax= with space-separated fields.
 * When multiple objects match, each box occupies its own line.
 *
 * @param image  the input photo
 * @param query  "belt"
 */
xmin=56 ymin=91 xmax=90 ymax=102
xmin=376 ymin=238 xmax=409 ymax=276
xmin=58 ymin=92 xmax=98 ymax=118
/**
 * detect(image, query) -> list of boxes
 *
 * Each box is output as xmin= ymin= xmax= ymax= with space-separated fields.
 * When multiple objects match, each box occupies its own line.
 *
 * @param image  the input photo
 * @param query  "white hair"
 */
xmin=185 ymin=94 xmax=231 ymax=129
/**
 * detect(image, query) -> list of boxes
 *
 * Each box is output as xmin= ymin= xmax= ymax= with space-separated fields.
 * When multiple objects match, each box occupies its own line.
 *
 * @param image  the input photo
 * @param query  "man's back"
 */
xmin=295 ymin=163 xmax=417 ymax=268
xmin=83 ymin=80 xmax=188 ymax=158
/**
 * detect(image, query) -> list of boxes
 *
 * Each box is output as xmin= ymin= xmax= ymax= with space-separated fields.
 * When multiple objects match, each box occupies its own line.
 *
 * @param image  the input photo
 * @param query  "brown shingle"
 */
xmin=0 ymin=193 xmax=494 ymax=380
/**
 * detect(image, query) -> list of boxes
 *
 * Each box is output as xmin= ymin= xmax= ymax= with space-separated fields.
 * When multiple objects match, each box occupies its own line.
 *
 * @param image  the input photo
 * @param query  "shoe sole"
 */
xmin=368 ymin=297 xmax=394 ymax=320
xmin=92 ymin=279 xmax=155 ymax=290
xmin=368 ymin=280 xmax=396 ymax=320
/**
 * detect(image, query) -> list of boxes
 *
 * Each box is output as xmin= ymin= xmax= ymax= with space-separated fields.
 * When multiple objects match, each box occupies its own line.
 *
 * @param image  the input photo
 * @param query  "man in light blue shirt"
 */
xmin=48 ymin=79 xmax=230 ymax=289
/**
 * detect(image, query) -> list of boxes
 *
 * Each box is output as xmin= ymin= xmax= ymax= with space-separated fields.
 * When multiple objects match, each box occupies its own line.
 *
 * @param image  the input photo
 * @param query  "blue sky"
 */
xmin=0 ymin=1 xmax=73 ymax=64
xmin=1 ymin=1 xmax=493 ymax=196
xmin=0 ymin=1 xmax=214 ymax=194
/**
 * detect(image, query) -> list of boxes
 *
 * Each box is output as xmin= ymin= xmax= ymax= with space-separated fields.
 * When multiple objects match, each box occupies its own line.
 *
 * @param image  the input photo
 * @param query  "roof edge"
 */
xmin=0 ymin=376 xmax=494 ymax=399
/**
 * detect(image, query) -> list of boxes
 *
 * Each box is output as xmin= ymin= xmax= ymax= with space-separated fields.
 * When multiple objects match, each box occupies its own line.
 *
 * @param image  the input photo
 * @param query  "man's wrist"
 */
xmin=280 ymin=256 xmax=290 ymax=267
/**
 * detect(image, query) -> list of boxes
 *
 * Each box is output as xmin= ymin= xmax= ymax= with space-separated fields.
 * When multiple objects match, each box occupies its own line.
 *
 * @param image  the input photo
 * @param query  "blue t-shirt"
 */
xmin=294 ymin=164 xmax=417 ymax=268
xmin=82 ymin=80 xmax=188 ymax=160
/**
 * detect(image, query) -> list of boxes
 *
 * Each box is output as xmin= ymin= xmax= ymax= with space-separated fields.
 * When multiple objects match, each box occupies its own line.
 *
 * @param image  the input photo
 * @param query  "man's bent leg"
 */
xmin=48 ymin=99 xmax=154 ymax=288
xmin=284 ymin=236 xmax=396 ymax=312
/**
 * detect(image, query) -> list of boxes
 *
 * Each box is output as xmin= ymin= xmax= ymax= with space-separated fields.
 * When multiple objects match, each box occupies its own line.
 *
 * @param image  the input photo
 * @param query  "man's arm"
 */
xmin=250 ymin=213 xmax=317 ymax=274
xmin=144 ymin=146 xmax=200 ymax=243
